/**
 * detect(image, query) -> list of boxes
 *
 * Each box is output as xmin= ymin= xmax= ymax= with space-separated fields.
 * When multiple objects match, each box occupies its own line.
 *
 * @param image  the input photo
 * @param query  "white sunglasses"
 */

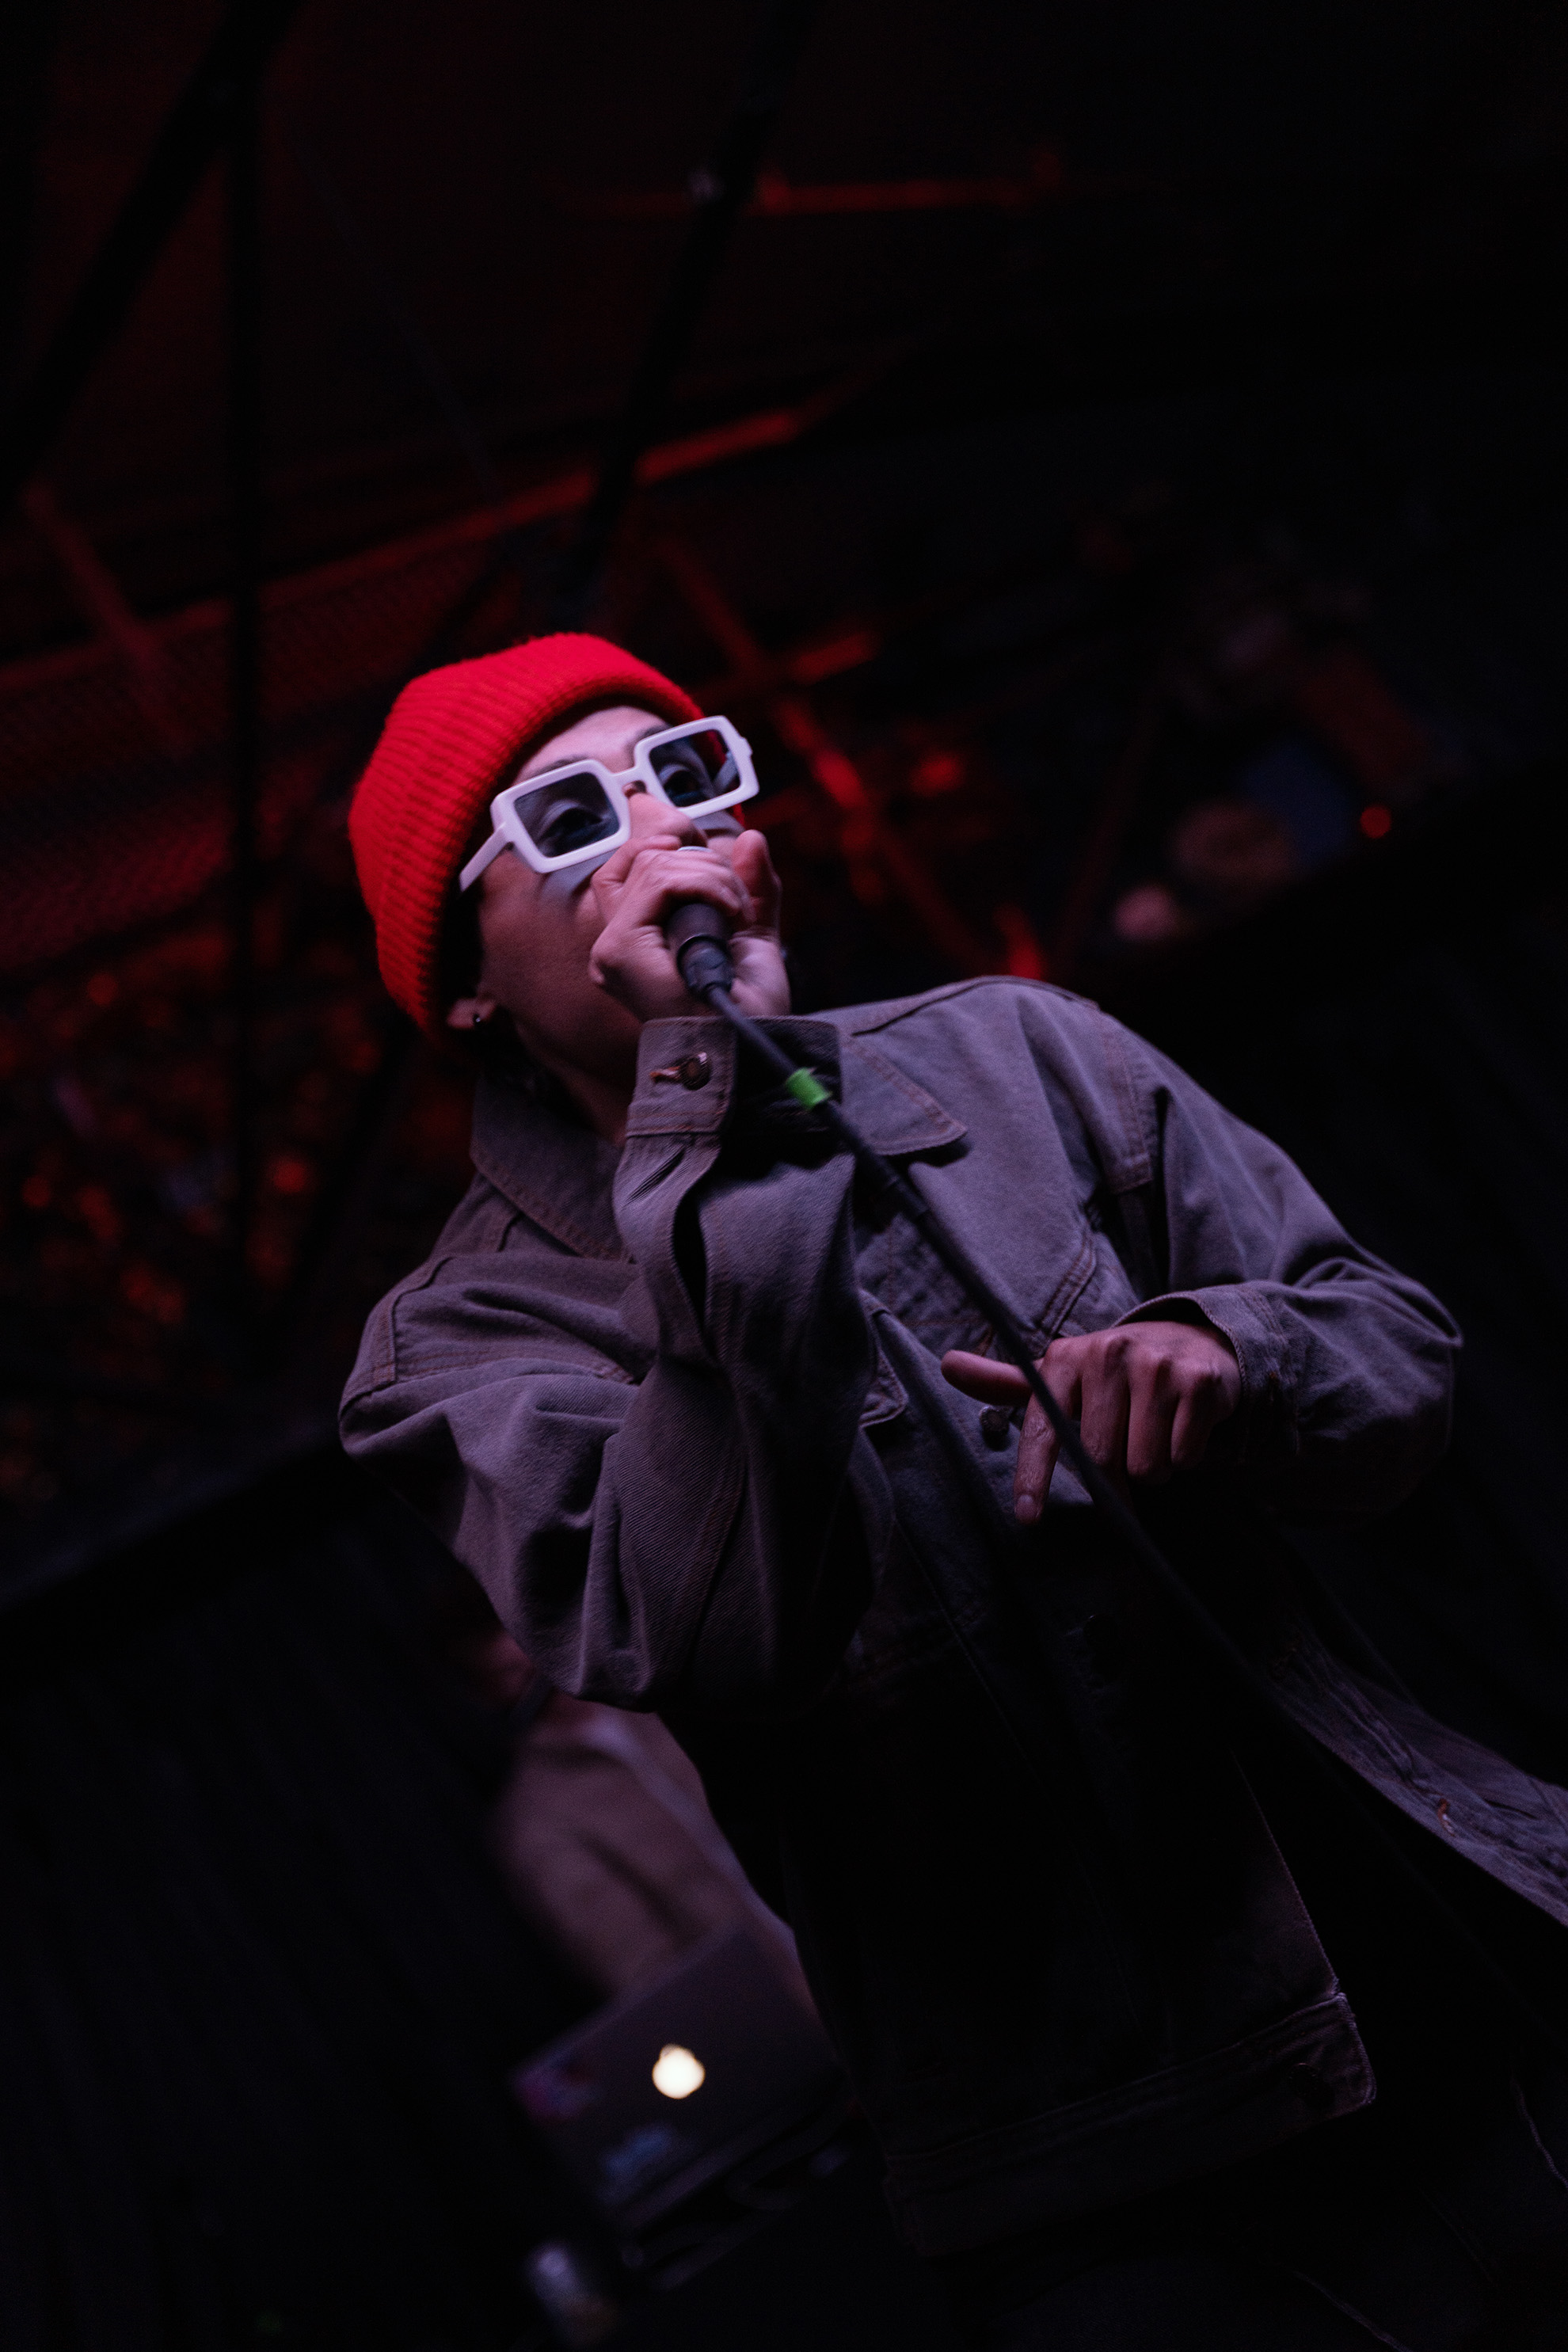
xmin=459 ymin=715 xmax=759 ymax=889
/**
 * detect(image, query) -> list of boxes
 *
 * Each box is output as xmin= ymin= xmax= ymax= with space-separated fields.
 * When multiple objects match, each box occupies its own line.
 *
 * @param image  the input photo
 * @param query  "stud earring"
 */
xmin=472 ymin=1009 xmax=487 ymax=1029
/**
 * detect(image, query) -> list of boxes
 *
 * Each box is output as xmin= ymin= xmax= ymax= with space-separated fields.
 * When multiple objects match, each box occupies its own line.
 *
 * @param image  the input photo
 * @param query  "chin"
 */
xmin=523 ymin=1003 xmax=641 ymax=1086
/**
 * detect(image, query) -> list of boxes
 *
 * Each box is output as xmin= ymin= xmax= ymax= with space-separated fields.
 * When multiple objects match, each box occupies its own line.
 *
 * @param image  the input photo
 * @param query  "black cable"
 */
xmin=679 ymin=946 xmax=1568 ymax=2068
xmin=0 ymin=0 xmax=307 ymax=518
xmin=549 ymin=0 xmax=827 ymax=623
xmin=277 ymin=108 xmax=531 ymax=575
xmin=226 ymin=43 xmax=264 ymax=1349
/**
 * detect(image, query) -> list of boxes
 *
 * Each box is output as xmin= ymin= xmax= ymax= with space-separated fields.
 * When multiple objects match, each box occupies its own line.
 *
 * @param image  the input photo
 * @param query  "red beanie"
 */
xmin=348 ymin=634 xmax=700 ymax=1035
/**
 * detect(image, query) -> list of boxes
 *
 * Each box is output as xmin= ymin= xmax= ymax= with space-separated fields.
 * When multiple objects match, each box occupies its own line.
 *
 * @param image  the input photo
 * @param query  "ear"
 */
xmin=445 ymin=991 xmax=498 ymax=1033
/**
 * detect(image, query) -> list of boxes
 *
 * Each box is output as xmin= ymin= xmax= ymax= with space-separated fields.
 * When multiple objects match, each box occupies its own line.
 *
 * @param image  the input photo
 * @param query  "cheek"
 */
xmin=480 ymin=872 xmax=607 ymax=1017
xmin=541 ymin=873 xmax=611 ymax=983
xmin=568 ymin=873 xmax=611 ymax=950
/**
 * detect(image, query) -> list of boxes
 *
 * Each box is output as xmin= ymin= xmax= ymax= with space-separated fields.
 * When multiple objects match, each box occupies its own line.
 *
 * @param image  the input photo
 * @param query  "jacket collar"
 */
xmin=470 ymin=1075 xmax=626 ymax=1259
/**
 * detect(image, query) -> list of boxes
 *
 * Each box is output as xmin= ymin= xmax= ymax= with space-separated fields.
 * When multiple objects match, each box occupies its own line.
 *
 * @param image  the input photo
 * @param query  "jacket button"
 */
xmin=1287 ymin=2062 xmax=1334 ymax=2113
xmin=979 ymin=1406 xmax=1012 ymax=1448
xmin=653 ymin=1052 xmax=712 ymax=1089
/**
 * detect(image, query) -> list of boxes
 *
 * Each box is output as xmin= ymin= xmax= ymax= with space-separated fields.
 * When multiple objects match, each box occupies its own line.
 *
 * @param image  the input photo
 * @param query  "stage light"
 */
xmin=651 ymin=2044 xmax=705 ymax=2099
xmin=1360 ymin=804 xmax=1393 ymax=839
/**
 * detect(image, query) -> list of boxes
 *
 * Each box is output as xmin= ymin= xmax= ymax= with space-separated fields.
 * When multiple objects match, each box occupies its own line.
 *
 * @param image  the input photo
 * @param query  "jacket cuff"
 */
xmin=615 ymin=1016 xmax=846 ymax=1367
xmin=1114 ymin=1284 xmax=1295 ymax=1463
xmin=624 ymin=1015 xmax=842 ymax=1140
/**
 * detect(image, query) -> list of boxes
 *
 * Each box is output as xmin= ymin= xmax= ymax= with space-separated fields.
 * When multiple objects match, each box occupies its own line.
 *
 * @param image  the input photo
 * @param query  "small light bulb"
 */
xmin=651 ymin=2044 xmax=705 ymax=2099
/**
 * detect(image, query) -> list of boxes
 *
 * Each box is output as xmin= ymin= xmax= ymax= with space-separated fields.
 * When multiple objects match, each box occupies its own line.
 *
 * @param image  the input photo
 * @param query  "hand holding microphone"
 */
xmin=586 ymin=804 xmax=790 ymax=1024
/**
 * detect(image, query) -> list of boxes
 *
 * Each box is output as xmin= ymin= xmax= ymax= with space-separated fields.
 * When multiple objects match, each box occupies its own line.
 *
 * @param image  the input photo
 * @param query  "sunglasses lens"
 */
xmin=516 ymin=771 xmax=620 ymax=862
xmin=648 ymin=726 xmax=741 ymax=809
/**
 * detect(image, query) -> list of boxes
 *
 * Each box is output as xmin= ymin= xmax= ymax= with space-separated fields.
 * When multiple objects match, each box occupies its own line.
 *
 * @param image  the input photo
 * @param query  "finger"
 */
xmin=725 ymin=934 xmax=794 ymax=1020
xmin=1077 ymin=1345 xmax=1132 ymax=1486
xmin=600 ymin=846 xmax=750 ymax=931
xmin=632 ymin=843 xmax=750 ymax=904
xmin=1170 ymin=1372 xmax=1230 ymax=1467
xmin=588 ymin=821 xmax=697 ymax=909
xmin=1125 ymin=1366 xmax=1179 ymax=1482
xmin=1016 ymin=1339 xmax=1083 ymax=1523
xmin=589 ymin=832 xmax=660 ymax=898
xmin=941 ymin=1350 xmax=1030 ymax=1405
xmin=1014 ymin=1397 xmax=1059 ymax=1524
xmin=728 ymin=827 xmax=782 ymax=934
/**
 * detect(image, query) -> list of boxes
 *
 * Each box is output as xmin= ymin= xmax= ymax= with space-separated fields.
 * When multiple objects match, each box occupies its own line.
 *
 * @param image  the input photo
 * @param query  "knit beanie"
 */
xmin=348 ymin=634 xmax=701 ymax=1034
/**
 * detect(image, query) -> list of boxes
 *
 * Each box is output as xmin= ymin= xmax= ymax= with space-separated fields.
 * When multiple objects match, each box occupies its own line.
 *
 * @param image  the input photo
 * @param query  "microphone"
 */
xmin=665 ymin=896 xmax=735 ymax=998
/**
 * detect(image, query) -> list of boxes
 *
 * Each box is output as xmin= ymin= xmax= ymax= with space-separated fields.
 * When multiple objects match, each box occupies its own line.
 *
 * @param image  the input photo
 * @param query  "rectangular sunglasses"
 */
xmin=459 ymin=716 xmax=758 ymax=889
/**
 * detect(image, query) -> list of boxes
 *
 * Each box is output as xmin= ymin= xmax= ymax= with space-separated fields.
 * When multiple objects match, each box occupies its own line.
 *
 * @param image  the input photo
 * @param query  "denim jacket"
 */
xmin=341 ymin=980 xmax=1566 ymax=2255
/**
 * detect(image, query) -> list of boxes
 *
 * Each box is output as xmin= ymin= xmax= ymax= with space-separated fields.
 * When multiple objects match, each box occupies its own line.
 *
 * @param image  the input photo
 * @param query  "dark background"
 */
xmin=2 ymin=3 xmax=1567 ymax=2344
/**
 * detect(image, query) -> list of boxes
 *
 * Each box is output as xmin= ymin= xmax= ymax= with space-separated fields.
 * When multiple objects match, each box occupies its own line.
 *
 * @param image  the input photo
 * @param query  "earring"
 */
xmin=472 ymin=1010 xmax=487 ymax=1029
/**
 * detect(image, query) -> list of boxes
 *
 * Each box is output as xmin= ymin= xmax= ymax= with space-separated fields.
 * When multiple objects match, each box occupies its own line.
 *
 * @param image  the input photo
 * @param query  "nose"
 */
xmin=626 ymin=785 xmax=705 ymax=848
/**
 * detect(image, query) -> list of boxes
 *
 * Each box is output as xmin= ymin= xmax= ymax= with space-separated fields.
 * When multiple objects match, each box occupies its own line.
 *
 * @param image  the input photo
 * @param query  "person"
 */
xmin=436 ymin=1573 xmax=815 ymax=2005
xmin=341 ymin=633 xmax=1568 ymax=2347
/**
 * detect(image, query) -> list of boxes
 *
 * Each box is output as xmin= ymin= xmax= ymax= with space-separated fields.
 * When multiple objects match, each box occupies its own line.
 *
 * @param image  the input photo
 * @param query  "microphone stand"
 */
xmin=667 ymin=909 xmax=1568 ymax=2068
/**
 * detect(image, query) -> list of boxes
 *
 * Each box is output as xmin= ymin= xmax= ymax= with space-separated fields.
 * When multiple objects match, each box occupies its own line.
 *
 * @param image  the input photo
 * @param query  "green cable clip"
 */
xmin=784 ymin=1066 xmax=832 ymax=1111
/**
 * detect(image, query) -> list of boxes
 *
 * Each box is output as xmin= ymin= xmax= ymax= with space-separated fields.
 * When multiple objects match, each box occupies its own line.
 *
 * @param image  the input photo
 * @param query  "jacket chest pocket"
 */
xmin=857 ymin=1214 xmax=995 ymax=1360
xmin=859 ymin=1312 xmax=910 ymax=1428
xmin=1060 ymin=1225 xmax=1145 ymax=1333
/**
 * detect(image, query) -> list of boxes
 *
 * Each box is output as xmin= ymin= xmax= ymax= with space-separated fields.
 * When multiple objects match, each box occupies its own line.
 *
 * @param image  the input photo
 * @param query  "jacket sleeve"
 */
xmin=340 ymin=1018 xmax=892 ymax=1715
xmin=1099 ymin=1016 xmax=1460 ymax=1519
